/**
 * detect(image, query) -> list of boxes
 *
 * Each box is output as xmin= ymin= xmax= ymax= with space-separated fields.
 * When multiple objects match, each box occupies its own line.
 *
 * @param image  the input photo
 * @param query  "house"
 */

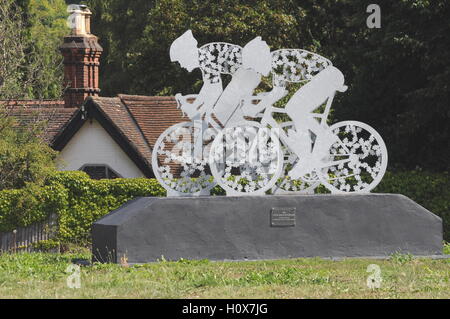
xmin=5 ymin=6 xmax=185 ymax=179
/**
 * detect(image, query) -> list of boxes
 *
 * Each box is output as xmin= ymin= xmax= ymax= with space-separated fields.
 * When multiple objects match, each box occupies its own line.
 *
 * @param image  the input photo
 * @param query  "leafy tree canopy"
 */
xmin=0 ymin=0 xmax=67 ymax=100
xmin=0 ymin=0 xmax=61 ymax=190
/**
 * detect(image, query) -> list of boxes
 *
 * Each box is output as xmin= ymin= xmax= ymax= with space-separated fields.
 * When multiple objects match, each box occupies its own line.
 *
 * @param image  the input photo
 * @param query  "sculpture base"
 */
xmin=92 ymin=194 xmax=443 ymax=263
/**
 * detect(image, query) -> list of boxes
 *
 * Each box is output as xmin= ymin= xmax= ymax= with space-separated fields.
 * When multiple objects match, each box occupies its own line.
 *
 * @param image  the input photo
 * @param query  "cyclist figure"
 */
xmin=212 ymin=36 xmax=287 ymax=128
xmin=284 ymin=65 xmax=348 ymax=178
xmin=170 ymin=30 xmax=242 ymax=121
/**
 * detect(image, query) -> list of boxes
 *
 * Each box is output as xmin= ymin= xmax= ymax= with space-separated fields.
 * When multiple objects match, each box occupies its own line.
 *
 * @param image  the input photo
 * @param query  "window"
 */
xmin=79 ymin=164 xmax=121 ymax=180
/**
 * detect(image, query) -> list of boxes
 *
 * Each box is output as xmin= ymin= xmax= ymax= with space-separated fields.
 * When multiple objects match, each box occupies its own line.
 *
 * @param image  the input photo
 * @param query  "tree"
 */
xmin=0 ymin=0 xmax=67 ymax=100
xmin=0 ymin=0 xmax=59 ymax=189
xmin=26 ymin=0 xmax=68 ymax=99
xmin=0 ymin=111 xmax=58 ymax=190
xmin=86 ymin=0 xmax=306 ymax=96
xmin=299 ymin=0 xmax=450 ymax=171
xmin=0 ymin=0 xmax=34 ymax=100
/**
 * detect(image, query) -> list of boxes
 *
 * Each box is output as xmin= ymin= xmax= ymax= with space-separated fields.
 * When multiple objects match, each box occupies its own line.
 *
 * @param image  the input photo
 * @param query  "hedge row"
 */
xmin=0 ymin=171 xmax=165 ymax=244
xmin=0 ymin=170 xmax=448 ymax=244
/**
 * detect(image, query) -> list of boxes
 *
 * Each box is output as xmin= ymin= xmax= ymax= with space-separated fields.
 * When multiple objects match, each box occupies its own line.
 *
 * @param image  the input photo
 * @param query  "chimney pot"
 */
xmin=67 ymin=4 xmax=92 ymax=36
xmin=61 ymin=5 xmax=102 ymax=108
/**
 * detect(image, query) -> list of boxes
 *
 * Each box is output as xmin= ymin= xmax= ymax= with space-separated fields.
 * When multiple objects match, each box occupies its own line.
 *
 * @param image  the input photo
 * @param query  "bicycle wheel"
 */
xmin=271 ymin=122 xmax=320 ymax=195
xmin=318 ymin=121 xmax=388 ymax=193
xmin=209 ymin=122 xmax=283 ymax=196
xmin=151 ymin=121 xmax=217 ymax=196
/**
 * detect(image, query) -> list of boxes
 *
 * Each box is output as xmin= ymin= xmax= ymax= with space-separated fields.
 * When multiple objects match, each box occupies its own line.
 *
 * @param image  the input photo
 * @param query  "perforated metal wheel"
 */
xmin=318 ymin=121 xmax=388 ymax=193
xmin=209 ymin=122 xmax=283 ymax=196
xmin=152 ymin=121 xmax=217 ymax=196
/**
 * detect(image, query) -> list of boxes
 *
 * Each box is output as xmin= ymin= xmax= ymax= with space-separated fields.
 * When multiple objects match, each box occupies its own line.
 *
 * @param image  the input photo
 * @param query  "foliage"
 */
xmin=0 ymin=0 xmax=34 ymax=99
xmin=46 ymin=171 xmax=165 ymax=243
xmin=31 ymin=239 xmax=60 ymax=252
xmin=0 ymin=1 xmax=62 ymax=192
xmin=0 ymin=183 xmax=65 ymax=233
xmin=86 ymin=0 xmax=304 ymax=96
xmin=444 ymin=242 xmax=450 ymax=255
xmin=390 ymin=252 xmax=414 ymax=265
xmin=0 ymin=0 xmax=67 ymax=100
xmin=0 ymin=110 xmax=58 ymax=190
xmin=306 ymin=0 xmax=450 ymax=172
xmin=0 ymin=170 xmax=448 ymax=245
xmin=26 ymin=0 xmax=68 ymax=99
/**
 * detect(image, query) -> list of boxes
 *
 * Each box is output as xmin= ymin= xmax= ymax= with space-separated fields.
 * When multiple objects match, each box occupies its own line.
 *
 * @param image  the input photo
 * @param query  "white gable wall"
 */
xmin=58 ymin=119 xmax=145 ymax=178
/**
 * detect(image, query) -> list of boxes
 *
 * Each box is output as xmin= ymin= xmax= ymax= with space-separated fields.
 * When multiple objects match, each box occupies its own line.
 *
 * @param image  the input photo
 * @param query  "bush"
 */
xmin=31 ymin=239 xmax=60 ymax=252
xmin=0 ymin=171 xmax=165 ymax=244
xmin=46 ymin=171 xmax=166 ymax=243
xmin=0 ymin=112 xmax=58 ymax=190
xmin=0 ymin=170 xmax=448 ymax=245
xmin=0 ymin=183 xmax=66 ymax=232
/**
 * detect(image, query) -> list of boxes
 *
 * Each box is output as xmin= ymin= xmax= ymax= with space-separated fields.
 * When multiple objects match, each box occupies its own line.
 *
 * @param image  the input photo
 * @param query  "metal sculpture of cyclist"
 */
xmin=152 ymin=30 xmax=244 ymax=195
xmin=265 ymin=49 xmax=388 ymax=195
xmin=208 ymin=37 xmax=288 ymax=195
xmin=152 ymin=31 xmax=388 ymax=196
xmin=169 ymin=30 xmax=240 ymax=121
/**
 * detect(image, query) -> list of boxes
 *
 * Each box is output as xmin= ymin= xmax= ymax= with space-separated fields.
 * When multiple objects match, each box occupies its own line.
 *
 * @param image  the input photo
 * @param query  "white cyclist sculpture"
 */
xmin=152 ymin=30 xmax=388 ymax=196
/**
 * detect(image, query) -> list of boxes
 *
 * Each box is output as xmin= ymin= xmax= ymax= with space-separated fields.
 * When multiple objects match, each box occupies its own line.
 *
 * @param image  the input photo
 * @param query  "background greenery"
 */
xmin=0 ymin=171 xmax=448 ymax=245
xmin=0 ymin=1 xmax=61 ymax=191
xmin=1 ymin=0 xmax=67 ymax=100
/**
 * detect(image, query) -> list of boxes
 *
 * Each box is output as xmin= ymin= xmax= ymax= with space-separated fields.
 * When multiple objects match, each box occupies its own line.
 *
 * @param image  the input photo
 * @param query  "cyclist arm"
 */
xmin=241 ymin=87 xmax=287 ymax=117
xmin=195 ymin=81 xmax=223 ymax=114
xmin=176 ymin=81 xmax=222 ymax=116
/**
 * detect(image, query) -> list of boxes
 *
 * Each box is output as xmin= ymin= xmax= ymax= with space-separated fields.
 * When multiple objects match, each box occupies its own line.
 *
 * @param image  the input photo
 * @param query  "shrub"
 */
xmin=0 ymin=113 xmax=58 ymax=190
xmin=45 ymin=171 xmax=166 ymax=243
xmin=0 ymin=170 xmax=448 ymax=245
xmin=31 ymin=239 xmax=60 ymax=252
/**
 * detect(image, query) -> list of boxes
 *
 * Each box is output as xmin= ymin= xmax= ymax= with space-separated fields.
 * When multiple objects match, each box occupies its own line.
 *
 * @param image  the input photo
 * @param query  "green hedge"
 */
xmin=0 ymin=170 xmax=448 ymax=244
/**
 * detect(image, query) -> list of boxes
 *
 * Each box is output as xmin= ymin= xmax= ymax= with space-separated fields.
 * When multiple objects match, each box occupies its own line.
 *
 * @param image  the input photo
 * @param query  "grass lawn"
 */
xmin=0 ymin=248 xmax=448 ymax=299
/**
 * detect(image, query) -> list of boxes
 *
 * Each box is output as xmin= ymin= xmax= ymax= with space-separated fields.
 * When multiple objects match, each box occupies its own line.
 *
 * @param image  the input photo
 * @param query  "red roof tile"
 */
xmin=2 ymin=100 xmax=66 ymax=108
xmin=90 ymin=96 xmax=153 ymax=163
xmin=1 ymin=100 xmax=78 ymax=143
xmin=118 ymin=94 xmax=186 ymax=149
xmin=2 ymin=95 xmax=187 ymax=175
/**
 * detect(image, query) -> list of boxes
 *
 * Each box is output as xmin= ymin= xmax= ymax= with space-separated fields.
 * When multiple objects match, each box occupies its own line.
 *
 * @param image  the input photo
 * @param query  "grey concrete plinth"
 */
xmin=91 ymin=194 xmax=443 ymax=263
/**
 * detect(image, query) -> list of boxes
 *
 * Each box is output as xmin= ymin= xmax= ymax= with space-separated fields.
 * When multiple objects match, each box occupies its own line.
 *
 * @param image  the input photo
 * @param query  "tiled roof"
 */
xmin=2 ymin=100 xmax=66 ymax=108
xmin=1 ymin=100 xmax=78 ymax=143
xmin=90 ymin=96 xmax=153 ymax=163
xmin=88 ymin=95 xmax=185 ymax=175
xmin=2 ymin=95 xmax=186 ymax=176
xmin=118 ymin=94 xmax=186 ymax=149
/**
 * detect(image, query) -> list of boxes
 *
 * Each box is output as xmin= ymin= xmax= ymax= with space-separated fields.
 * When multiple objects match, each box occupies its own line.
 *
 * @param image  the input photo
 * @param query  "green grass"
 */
xmin=0 ymin=249 xmax=448 ymax=298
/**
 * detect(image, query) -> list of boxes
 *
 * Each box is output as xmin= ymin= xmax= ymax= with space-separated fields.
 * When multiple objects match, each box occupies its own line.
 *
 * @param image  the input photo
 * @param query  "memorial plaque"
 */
xmin=270 ymin=207 xmax=296 ymax=227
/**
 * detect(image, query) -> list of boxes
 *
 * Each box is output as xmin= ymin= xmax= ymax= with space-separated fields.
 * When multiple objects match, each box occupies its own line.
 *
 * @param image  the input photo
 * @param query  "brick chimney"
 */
xmin=60 ymin=5 xmax=103 ymax=108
